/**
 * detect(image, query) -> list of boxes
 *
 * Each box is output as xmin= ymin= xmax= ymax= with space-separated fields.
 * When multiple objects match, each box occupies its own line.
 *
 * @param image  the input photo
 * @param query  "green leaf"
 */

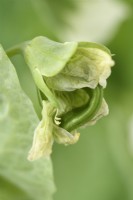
xmin=0 ymin=45 xmax=55 ymax=200
xmin=24 ymin=36 xmax=78 ymax=77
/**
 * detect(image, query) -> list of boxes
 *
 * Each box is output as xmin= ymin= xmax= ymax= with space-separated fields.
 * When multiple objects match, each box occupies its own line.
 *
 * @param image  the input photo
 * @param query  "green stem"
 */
xmin=6 ymin=42 xmax=28 ymax=57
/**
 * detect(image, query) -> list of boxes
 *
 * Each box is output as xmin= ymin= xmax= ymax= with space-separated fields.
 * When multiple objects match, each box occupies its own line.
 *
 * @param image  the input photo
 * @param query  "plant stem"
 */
xmin=6 ymin=42 xmax=28 ymax=57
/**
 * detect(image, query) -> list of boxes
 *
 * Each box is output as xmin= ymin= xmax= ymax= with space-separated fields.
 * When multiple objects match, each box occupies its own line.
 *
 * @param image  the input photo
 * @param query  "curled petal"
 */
xmin=54 ymin=125 xmax=80 ymax=145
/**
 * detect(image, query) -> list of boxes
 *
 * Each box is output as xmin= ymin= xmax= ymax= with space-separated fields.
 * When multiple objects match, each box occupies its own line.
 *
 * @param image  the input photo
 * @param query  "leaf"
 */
xmin=24 ymin=36 xmax=78 ymax=77
xmin=0 ymin=45 xmax=55 ymax=200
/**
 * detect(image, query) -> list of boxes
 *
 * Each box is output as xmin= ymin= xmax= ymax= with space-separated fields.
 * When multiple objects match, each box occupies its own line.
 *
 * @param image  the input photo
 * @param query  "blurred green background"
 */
xmin=0 ymin=0 xmax=133 ymax=200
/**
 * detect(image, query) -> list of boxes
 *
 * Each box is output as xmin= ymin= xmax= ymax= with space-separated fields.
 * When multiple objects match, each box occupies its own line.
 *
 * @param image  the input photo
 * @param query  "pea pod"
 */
xmin=60 ymin=85 xmax=103 ymax=131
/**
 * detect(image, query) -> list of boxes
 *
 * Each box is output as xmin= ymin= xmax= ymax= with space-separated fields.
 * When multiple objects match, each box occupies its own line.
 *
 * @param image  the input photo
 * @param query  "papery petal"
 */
xmin=28 ymin=101 xmax=55 ymax=161
xmin=44 ymin=46 xmax=114 ymax=91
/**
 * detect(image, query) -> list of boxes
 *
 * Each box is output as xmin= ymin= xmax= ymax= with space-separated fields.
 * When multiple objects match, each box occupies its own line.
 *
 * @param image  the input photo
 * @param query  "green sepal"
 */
xmin=23 ymin=36 xmax=78 ymax=77
xmin=78 ymin=41 xmax=112 ymax=55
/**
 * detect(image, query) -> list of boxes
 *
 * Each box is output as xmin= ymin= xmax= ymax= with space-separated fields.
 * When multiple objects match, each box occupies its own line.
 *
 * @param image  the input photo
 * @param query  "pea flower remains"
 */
xmin=22 ymin=36 xmax=114 ymax=161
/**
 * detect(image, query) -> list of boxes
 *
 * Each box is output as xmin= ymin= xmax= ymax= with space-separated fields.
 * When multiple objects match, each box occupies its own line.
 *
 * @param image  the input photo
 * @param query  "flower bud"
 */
xmin=23 ymin=36 xmax=114 ymax=160
xmin=23 ymin=36 xmax=114 ymax=92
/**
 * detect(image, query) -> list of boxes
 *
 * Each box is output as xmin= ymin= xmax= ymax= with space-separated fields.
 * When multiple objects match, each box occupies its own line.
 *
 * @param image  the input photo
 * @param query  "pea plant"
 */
xmin=0 ymin=36 xmax=114 ymax=199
